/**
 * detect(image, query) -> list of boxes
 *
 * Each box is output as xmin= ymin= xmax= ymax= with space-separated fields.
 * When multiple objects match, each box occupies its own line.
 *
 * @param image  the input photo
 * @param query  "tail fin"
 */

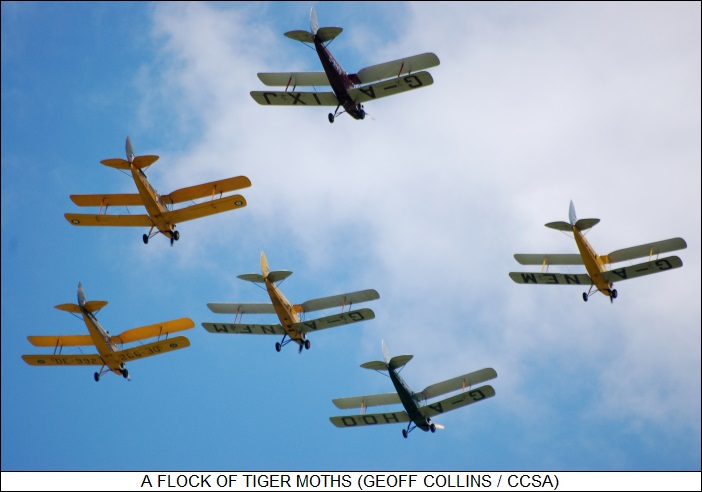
xmin=55 ymin=283 xmax=108 ymax=313
xmin=310 ymin=6 xmax=318 ymax=35
xmin=125 ymin=136 xmax=135 ymax=164
xmin=361 ymin=340 xmax=414 ymax=371
xmin=260 ymin=251 xmax=270 ymax=279
xmin=545 ymin=200 xmax=600 ymax=231
xmin=77 ymin=282 xmax=86 ymax=308
xmin=569 ymin=200 xmax=577 ymax=226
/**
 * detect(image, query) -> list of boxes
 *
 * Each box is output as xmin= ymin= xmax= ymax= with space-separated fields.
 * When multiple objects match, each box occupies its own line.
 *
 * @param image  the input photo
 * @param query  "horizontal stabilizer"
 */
xmin=27 ymin=335 xmax=94 ymax=347
xmin=161 ymin=194 xmax=246 ymax=224
xmin=295 ymin=307 xmax=375 ymax=334
xmin=545 ymin=221 xmax=572 ymax=231
xmin=332 ymin=392 xmax=401 ymax=410
xmin=574 ymin=218 xmax=600 ymax=231
xmin=250 ymin=90 xmax=339 ymax=107
xmin=162 ymin=176 xmax=251 ymax=205
xmin=330 ymin=410 xmax=410 ymax=428
xmin=420 ymin=384 xmax=496 ymax=418
xmin=65 ymin=213 xmax=153 ymax=227
xmin=113 ymin=335 xmax=190 ymax=362
xmin=509 ymin=272 xmax=592 ymax=286
xmin=100 ymin=155 xmax=159 ymax=170
xmin=284 ymin=27 xmax=342 ymax=43
xmin=22 ymin=353 xmax=104 ymax=367
xmin=207 ymin=303 xmax=276 ymax=315
xmin=54 ymin=301 xmax=107 ymax=313
xmin=348 ymin=71 xmax=434 ymax=104
xmin=354 ymin=53 xmax=440 ymax=84
xmin=601 ymin=237 xmax=687 ymax=264
xmin=201 ymin=322 xmax=286 ymax=335
xmin=284 ymin=30 xmax=315 ymax=43
xmin=112 ymin=318 xmax=195 ymax=345
xmin=70 ymin=194 xmax=144 ymax=207
xmin=417 ymin=368 xmax=498 ymax=401
xmin=360 ymin=360 xmax=388 ymax=371
xmin=54 ymin=303 xmax=82 ymax=313
xmin=360 ymin=354 xmax=413 ymax=371
xmin=237 ymin=270 xmax=293 ymax=283
xmin=258 ymin=72 xmax=330 ymax=87
xmin=514 ymin=254 xmax=584 ymax=266
xmin=300 ymin=289 xmax=380 ymax=312
xmin=601 ymin=256 xmax=683 ymax=284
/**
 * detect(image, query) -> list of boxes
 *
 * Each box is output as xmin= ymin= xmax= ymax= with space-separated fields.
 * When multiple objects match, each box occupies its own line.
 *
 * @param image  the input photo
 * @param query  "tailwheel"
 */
xmin=94 ymin=372 xmax=100 ymax=382
xmin=275 ymin=342 xmax=281 ymax=352
xmin=402 ymin=429 xmax=408 ymax=439
xmin=143 ymin=234 xmax=149 ymax=244
xmin=304 ymin=339 xmax=311 ymax=350
xmin=582 ymin=292 xmax=588 ymax=302
xmin=328 ymin=113 xmax=334 ymax=124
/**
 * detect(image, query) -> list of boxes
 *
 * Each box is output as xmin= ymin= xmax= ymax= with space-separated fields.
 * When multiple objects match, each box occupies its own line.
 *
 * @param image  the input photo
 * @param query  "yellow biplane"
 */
xmin=509 ymin=201 xmax=687 ymax=303
xmin=203 ymin=251 xmax=379 ymax=353
xmin=65 ymin=137 xmax=251 ymax=245
xmin=22 ymin=283 xmax=194 ymax=381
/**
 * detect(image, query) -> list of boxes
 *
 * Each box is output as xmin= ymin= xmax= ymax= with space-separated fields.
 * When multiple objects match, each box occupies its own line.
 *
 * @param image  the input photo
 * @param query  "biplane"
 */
xmin=65 ymin=137 xmax=251 ymax=245
xmin=202 ymin=251 xmax=379 ymax=353
xmin=250 ymin=7 xmax=440 ymax=123
xmin=21 ymin=283 xmax=194 ymax=382
xmin=330 ymin=340 xmax=497 ymax=438
xmin=509 ymin=201 xmax=687 ymax=303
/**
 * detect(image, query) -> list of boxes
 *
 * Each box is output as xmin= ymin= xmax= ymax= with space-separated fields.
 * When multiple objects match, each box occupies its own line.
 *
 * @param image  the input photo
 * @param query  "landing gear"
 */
xmin=94 ymin=372 xmax=100 ymax=382
xmin=275 ymin=342 xmax=282 ymax=352
xmin=122 ymin=368 xmax=129 ymax=379
xmin=328 ymin=113 xmax=334 ymax=124
xmin=611 ymin=289 xmax=618 ymax=299
xmin=582 ymin=292 xmax=588 ymax=302
xmin=173 ymin=230 xmax=180 ymax=241
xmin=304 ymin=339 xmax=310 ymax=350
xmin=402 ymin=429 xmax=408 ymax=439
xmin=430 ymin=423 xmax=436 ymax=433
xmin=143 ymin=234 xmax=149 ymax=245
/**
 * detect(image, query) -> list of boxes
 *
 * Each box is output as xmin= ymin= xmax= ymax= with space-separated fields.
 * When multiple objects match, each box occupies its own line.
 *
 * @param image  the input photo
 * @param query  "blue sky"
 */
xmin=2 ymin=1 xmax=700 ymax=473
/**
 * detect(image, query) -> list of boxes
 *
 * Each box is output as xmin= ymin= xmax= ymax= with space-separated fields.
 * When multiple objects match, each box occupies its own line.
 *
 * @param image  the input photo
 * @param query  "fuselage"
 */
xmin=130 ymin=164 xmax=176 ymax=239
xmin=264 ymin=276 xmax=305 ymax=345
xmin=388 ymin=364 xmax=430 ymax=432
xmin=80 ymin=307 xmax=125 ymax=376
xmin=313 ymin=36 xmax=365 ymax=120
xmin=572 ymin=226 xmax=614 ymax=297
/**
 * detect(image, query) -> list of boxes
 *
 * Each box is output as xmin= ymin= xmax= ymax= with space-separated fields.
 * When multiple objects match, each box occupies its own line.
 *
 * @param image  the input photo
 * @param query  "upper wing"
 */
xmin=509 ymin=272 xmax=592 ymax=286
xmin=513 ymin=254 xmax=583 ymax=265
xmin=22 ymin=353 xmax=104 ymax=366
xmin=601 ymin=238 xmax=687 ymax=264
xmin=601 ymin=256 xmax=684 ymax=284
xmin=112 ymin=318 xmax=195 ymax=345
xmin=113 ymin=336 xmax=190 ymax=363
xmin=299 ymin=289 xmax=380 ymax=313
xmin=417 ymin=368 xmax=498 ymax=402
xmin=65 ymin=213 xmax=153 ymax=227
xmin=201 ymin=322 xmax=286 ymax=335
xmin=332 ymin=392 xmax=401 ymax=409
xmin=419 ymin=385 xmax=496 ymax=418
xmin=70 ymin=194 xmax=144 ymax=207
xmin=257 ymin=72 xmax=330 ymax=87
xmin=162 ymin=194 xmax=246 ymax=224
xmin=295 ymin=308 xmax=375 ymax=334
xmin=207 ymin=303 xmax=276 ymax=315
xmin=162 ymin=176 xmax=251 ymax=205
xmin=250 ymin=91 xmax=339 ymax=107
xmin=330 ymin=410 xmax=411 ymax=428
xmin=27 ymin=335 xmax=94 ymax=347
xmin=348 ymin=71 xmax=434 ymax=104
xmin=354 ymin=53 xmax=440 ymax=84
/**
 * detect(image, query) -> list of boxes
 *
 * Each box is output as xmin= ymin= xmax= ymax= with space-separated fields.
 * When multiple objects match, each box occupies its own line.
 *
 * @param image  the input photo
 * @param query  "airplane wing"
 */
xmin=207 ymin=303 xmax=276 ymax=315
xmin=330 ymin=410 xmax=411 ymax=428
xmin=257 ymin=72 xmax=330 ymax=87
xmin=416 ymin=368 xmax=498 ymax=402
xmin=332 ymin=392 xmax=402 ymax=409
xmin=22 ymin=353 xmax=104 ymax=366
xmin=509 ymin=272 xmax=592 ymax=286
xmin=299 ymin=289 xmax=380 ymax=313
xmin=70 ymin=194 xmax=145 ymax=207
xmin=600 ymin=238 xmax=687 ymax=264
xmin=514 ymin=254 xmax=584 ymax=265
xmin=250 ymin=91 xmax=339 ymax=107
xmin=348 ymin=71 xmax=434 ymax=104
xmin=419 ymin=385 xmax=496 ymax=418
xmin=65 ymin=213 xmax=153 ymax=227
xmin=161 ymin=194 xmax=246 ymax=224
xmin=161 ymin=176 xmax=251 ymax=205
xmin=111 ymin=318 xmax=195 ymax=345
xmin=201 ymin=322 xmax=286 ymax=335
xmin=295 ymin=307 xmax=375 ymax=334
xmin=601 ymin=256 xmax=683 ymax=284
xmin=354 ymin=53 xmax=440 ymax=84
xmin=113 ymin=336 xmax=190 ymax=363
xmin=27 ymin=335 xmax=94 ymax=347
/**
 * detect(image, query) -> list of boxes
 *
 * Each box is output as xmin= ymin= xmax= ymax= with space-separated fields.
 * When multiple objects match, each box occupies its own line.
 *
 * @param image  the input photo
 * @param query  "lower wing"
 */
xmin=65 ymin=213 xmax=153 ymax=227
xmin=162 ymin=194 xmax=246 ymax=224
xmin=201 ymin=322 xmax=286 ymax=335
xmin=420 ymin=385 xmax=496 ymax=418
xmin=112 ymin=318 xmax=195 ymax=345
xmin=70 ymin=194 xmax=144 ymax=207
xmin=250 ymin=91 xmax=339 ymax=107
xmin=330 ymin=410 xmax=411 ymax=429
xmin=295 ymin=308 xmax=375 ymax=334
xmin=113 ymin=336 xmax=190 ymax=363
xmin=602 ymin=256 xmax=683 ymax=284
xmin=417 ymin=368 xmax=498 ymax=401
xmin=332 ymin=392 xmax=402 ymax=410
xmin=509 ymin=272 xmax=592 ymax=286
xmin=22 ymin=353 xmax=104 ymax=366
xmin=257 ymin=72 xmax=330 ymax=87
xmin=348 ymin=71 xmax=434 ymax=104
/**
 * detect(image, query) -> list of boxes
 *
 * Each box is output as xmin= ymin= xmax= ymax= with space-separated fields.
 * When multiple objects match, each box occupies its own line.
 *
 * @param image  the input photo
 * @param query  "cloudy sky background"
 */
xmin=2 ymin=1 xmax=700 ymax=472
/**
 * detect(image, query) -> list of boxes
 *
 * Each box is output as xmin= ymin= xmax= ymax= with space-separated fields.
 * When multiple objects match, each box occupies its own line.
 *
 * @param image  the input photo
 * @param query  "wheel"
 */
xmin=173 ymin=230 xmax=180 ymax=241
xmin=430 ymin=423 xmax=436 ymax=433
xmin=122 ymin=368 xmax=129 ymax=379
xmin=142 ymin=234 xmax=149 ymax=244
xmin=304 ymin=339 xmax=310 ymax=350
xmin=611 ymin=289 xmax=618 ymax=299
xmin=328 ymin=113 xmax=334 ymax=123
xmin=402 ymin=429 xmax=408 ymax=439
xmin=94 ymin=372 xmax=100 ymax=382
xmin=275 ymin=342 xmax=281 ymax=352
xmin=582 ymin=292 xmax=588 ymax=302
